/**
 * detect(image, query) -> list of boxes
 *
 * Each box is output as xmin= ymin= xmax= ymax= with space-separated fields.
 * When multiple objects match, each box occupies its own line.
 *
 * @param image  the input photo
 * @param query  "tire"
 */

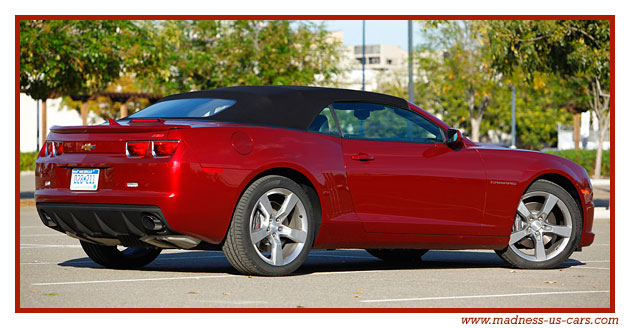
xmin=222 ymin=175 xmax=317 ymax=276
xmin=495 ymin=179 xmax=582 ymax=269
xmin=366 ymin=249 xmax=428 ymax=263
xmin=80 ymin=240 xmax=161 ymax=269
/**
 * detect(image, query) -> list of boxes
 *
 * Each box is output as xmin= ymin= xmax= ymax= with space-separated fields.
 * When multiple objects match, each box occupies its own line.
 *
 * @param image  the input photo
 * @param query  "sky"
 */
xmin=312 ymin=20 xmax=422 ymax=51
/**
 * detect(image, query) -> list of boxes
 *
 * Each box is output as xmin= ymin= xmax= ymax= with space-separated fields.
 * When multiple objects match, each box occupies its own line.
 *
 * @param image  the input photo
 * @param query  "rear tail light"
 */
xmin=53 ymin=141 xmax=63 ymax=156
xmin=45 ymin=141 xmax=53 ymax=156
xmin=41 ymin=141 xmax=63 ymax=157
xmin=126 ymin=141 xmax=150 ymax=158
xmin=152 ymin=141 xmax=179 ymax=157
xmin=125 ymin=140 xmax=179 ymax=158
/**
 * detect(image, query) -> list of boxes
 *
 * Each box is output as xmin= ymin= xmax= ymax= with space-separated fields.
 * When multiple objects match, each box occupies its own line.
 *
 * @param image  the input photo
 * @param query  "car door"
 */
xmin=332 ymin=102 xmax=486 ymax=236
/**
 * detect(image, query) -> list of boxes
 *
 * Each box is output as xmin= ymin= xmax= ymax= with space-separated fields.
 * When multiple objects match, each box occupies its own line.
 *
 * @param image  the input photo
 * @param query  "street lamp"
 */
xmin=408 ymin=20 xmax=414 ymax=103
xmin=362 ymin=20 xmax=366 ymax=91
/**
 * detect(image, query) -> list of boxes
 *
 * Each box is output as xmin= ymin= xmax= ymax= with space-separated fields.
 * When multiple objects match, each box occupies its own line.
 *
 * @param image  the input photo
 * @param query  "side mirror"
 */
xmin=446 ymin=128 xmax=465 ymax=149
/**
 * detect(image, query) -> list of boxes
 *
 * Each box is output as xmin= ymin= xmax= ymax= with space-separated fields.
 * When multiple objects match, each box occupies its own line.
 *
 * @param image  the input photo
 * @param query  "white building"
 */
xmin=324 ymin=31 xmax=408 ymax=92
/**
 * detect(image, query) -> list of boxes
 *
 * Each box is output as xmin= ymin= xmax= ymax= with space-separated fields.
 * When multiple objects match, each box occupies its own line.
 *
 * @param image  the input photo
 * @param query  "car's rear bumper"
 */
xmin=35 ymin=166 xmax=253 ymax=245
xmin=35 ymin=203 xmax=208 ymax=249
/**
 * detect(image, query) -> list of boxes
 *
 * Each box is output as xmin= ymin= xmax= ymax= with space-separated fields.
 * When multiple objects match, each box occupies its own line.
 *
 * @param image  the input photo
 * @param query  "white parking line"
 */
xmin=21 ymin=255 xmax=226 ymax=265
xmin=359 ymin=290 xmax=610 ymax=303
xmin=32 ymin=275 xmax=237 ymax=286
xmin=197 ymin=300 xmax=269 ymax=305
xmin=573 ymin=267 xmax=610 ymax=270
xmin=31 ymin=269 xmax=391 ymax=286
xmin=20 ymin=244 xmax=81 ymax=249
xmin=309 ymin=254 xmax=373 ymax=259
xmin=20 ymin=234 xmax=65 ymax=237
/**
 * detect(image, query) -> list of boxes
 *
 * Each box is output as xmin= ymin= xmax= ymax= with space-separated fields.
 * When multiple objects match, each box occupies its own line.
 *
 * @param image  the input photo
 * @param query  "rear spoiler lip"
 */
xmin=50 ymin=124 xmax=192 ymax=134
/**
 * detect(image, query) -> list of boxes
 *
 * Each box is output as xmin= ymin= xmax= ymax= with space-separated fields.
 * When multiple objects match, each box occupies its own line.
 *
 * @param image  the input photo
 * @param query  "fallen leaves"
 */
xmin=44 ymin=293 xmax=58 ymax=296
xmin=544 ymin=281 xmax=557 ymax=284
xmin=188 ymin=291 xmax=199 ymax=295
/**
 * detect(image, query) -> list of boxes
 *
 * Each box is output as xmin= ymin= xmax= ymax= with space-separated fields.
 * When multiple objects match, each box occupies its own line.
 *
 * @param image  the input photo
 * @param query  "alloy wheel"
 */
xmin=508 ymin=191 xmax=573 ymax=262
xmin=249 ymin=188 xmax=308 ymax=266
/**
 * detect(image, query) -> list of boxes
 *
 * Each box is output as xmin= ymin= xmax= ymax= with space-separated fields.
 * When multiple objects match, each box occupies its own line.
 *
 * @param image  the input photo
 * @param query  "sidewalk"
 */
xmin=20 ymin=171 xmax=35 ymax=199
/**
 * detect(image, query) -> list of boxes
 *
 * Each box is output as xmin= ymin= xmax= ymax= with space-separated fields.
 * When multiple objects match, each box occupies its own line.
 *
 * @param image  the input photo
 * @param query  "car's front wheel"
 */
xmin=80 ymin=241 xmax=161 ymax=269
xmin=222 ymin=175 xmax=316 ymax=276
xmin=496 ymin=179 xmax=582 ymax=269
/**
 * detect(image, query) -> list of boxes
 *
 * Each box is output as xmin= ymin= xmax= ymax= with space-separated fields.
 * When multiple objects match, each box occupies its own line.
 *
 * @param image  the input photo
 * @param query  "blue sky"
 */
xmin=312 ymin=20 xmax=421 ymax=51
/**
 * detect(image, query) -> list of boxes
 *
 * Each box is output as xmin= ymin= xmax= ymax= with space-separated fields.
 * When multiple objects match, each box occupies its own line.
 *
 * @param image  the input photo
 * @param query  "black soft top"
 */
xmin=158 ymin=85 xmax=410 ymax=130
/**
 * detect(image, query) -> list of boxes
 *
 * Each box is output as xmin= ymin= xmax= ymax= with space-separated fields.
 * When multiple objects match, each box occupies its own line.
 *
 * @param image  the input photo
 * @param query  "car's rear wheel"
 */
xmin=495 ymin=179 xmax=582 ymax=269
xmin=222 ymin=175 xmax=316 ymax=276
xmin=366 ymin=249 xmax=428 ymax=263
xmin=80 ymin=240 xmax=161 ymax=269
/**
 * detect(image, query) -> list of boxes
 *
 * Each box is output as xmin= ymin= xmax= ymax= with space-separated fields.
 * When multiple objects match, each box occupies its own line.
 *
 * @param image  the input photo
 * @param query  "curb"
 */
xmin=594 ymin=207 xmax=610 ymax=220
xmin=591 ymin=179 xmax=610 ymax=187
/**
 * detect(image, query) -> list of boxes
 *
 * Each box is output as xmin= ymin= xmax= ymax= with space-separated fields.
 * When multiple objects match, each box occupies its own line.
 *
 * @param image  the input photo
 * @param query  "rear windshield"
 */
xmin=128 ymin=98 xmax=236 ymax=118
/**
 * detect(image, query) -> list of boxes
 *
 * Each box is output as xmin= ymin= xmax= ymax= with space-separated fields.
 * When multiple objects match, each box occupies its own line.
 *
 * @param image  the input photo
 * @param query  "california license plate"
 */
xmin=70 ymin=168 xmax=100 ymax=191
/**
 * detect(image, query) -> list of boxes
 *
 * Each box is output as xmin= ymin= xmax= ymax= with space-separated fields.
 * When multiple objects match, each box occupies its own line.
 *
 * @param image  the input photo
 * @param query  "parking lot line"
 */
xmin=309 ymin=254 xmax=373 ymax=259
xmin=20 ymin=244 xmax=81 ymax=249
xmin=359 ymin=290 xmax=610 ymax=303
xmin=31 ymin=269 xmax=393 ymax=286
xmin=20 ymin=234 xmax=67 ymax=237
xmin=21 ymin=254 xmax=227 ymax=265
xmin=32 ymin=275 xmax=238 ymax=286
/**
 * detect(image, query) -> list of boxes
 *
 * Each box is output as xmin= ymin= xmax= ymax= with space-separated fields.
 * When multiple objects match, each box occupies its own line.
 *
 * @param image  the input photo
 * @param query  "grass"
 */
xmin=20 ymin=151 xmax=38 ymax=172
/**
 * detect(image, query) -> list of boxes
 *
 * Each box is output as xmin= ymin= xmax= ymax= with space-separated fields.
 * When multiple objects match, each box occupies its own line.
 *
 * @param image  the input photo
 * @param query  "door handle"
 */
xmin=351 ymin=153 xmax=375 ymax=161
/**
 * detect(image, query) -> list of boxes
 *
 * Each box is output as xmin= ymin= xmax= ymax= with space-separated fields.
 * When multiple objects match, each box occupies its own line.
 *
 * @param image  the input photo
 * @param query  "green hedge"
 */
xmin=20 ymin=151 xmax=38 ymax=172
xmin=544 ymin=149 xmax=611 ymax=178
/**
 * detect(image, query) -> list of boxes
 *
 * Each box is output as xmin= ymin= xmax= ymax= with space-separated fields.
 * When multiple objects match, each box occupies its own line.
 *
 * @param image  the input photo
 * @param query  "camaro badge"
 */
xmin=81 ymin=143 xmax=96 ymax=151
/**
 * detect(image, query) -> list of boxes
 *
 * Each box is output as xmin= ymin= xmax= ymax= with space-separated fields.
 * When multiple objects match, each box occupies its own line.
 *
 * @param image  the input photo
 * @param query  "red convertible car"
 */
xmin=35 ymin=86 xmax=595 ymax=276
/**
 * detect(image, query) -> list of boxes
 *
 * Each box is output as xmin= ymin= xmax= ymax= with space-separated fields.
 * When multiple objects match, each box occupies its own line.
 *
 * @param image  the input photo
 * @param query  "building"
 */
xmin=323 ymin=31 xmax=408 ymax=92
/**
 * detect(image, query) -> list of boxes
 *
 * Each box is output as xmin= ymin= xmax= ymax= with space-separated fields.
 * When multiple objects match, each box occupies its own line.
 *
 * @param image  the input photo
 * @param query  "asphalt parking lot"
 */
xmin=19 ymin=205 xmax=611 ymax=309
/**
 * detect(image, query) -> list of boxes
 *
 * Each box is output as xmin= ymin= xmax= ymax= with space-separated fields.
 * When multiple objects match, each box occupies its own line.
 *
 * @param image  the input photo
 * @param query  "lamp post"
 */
xmin=510 ymin=85 xmax=516 ymax=148
xmin=36 ymin=99 xmax=40 ymax=151
xmin=362 ymin=20 xmax=366 ymax=91
xmin=408 ymin=20 xmax=414 ymax=103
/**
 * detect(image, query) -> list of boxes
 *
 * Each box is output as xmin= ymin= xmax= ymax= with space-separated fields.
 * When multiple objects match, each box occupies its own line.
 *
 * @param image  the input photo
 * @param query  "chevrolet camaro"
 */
xmin=35 ymin=85 xmax=595 ymax=276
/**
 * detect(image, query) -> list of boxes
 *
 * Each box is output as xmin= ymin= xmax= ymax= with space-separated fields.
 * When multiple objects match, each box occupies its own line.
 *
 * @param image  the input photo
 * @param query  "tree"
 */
xmin=20 ymin=20 xmax=155 ymax=126
xmin=139 ymin=20 xmax=342 ymax=94
xmin=415 ymin=21 xmax=501 ymax=142
xmin=488 ymin=20 xmax=610 ymax=178
xmin=20 ymin=20 xmax=81 ymax=143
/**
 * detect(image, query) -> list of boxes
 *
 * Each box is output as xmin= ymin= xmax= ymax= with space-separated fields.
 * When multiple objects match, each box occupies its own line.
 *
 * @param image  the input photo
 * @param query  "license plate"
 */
xmin=70 ymin=168 xmax=100 ymax=191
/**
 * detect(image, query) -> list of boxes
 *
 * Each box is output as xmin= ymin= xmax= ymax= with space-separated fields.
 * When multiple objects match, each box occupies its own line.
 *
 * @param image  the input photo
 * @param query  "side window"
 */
xmin=307 ymin=107 xmax=339 ymax=136
xmin=332 ymin=102 xmax=444 ymax=143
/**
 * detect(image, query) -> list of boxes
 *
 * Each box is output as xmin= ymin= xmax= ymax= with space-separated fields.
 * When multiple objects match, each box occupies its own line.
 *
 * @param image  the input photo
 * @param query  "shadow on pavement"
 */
xmin=57 ymin=249 xmax=586 ymax=276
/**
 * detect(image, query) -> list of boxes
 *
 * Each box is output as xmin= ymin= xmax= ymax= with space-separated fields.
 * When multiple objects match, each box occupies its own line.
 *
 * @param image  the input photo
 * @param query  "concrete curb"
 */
xmin=594 ymin=207 xmax=610 ymax=220
xmin=591 ymin=179 xmax=610 ymax=187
